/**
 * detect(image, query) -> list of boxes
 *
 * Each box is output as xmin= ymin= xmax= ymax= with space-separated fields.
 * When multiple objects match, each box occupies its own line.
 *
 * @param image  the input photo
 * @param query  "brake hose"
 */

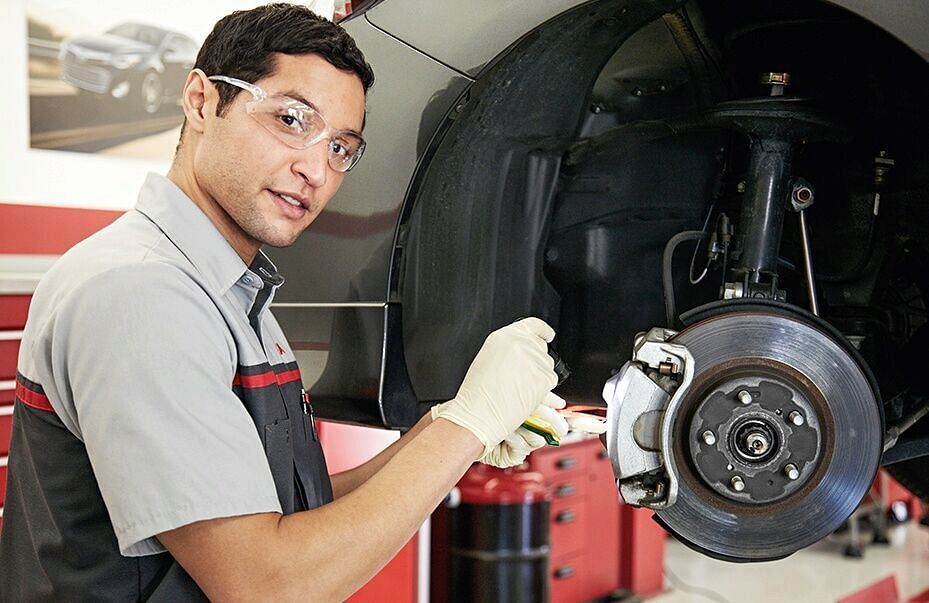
xmin=663 ymin=230 xmax=709 ymax=326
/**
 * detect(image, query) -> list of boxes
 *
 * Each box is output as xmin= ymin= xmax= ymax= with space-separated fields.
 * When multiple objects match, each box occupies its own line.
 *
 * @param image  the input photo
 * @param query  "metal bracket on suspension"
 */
xmin=603 ymin=327 xmax=694 ymax=509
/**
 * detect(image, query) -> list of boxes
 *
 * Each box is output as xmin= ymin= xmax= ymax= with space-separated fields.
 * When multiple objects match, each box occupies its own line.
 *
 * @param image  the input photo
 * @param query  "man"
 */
xmin=0 ymin=4 xmax=573 ymax=600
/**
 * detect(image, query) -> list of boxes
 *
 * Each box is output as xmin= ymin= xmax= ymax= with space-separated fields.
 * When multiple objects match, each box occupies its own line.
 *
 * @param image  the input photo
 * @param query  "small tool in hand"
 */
xmin=520 ymin=345 xmax=571 ymax=446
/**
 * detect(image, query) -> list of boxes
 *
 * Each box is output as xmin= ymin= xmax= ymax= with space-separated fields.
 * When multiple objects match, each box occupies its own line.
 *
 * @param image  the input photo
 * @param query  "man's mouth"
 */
xmin=269 ymin=190 xmax=309 ymax=211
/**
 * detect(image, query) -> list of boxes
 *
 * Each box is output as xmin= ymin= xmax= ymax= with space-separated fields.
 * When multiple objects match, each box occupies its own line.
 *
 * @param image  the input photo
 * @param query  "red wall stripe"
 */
xmin=0 ymin=204 xmax=124 ymax=255
xmin=0 ymin=296 xmax=31 ymax=330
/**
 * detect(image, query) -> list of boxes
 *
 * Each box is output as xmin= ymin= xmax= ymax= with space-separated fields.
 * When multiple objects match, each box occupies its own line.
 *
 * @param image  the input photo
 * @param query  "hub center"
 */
xmin=732 ymin=419 xmax=777 ymax=462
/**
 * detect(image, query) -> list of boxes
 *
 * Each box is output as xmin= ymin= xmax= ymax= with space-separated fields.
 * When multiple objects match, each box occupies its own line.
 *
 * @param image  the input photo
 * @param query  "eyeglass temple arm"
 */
xmin=207 ymin=75 xmax=265 ymax=100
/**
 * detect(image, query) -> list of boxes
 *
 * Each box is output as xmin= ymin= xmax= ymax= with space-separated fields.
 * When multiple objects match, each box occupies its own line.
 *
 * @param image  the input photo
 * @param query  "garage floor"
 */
xmin=652 ymin=522 xmax=929 ymax=602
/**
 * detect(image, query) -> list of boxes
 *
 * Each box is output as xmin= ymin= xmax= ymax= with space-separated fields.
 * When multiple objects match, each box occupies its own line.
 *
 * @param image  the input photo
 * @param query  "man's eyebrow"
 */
xmin=281 ymin=89 xmax=317 ymax=111
xmin=281 ymin=89 xmax=364 ymax=136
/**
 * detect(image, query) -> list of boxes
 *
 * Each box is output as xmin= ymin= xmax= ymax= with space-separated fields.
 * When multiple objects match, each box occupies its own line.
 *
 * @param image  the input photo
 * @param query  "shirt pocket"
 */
xmin=263 ymin=419 xmax=295 ymax=514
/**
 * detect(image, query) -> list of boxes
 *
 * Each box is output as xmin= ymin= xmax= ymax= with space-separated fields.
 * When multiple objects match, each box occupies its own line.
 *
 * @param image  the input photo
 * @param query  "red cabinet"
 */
xmin=318 ymin=421 xmax=420 ymax=602
xmin=527 ymin=438 xmax=621 ymax=603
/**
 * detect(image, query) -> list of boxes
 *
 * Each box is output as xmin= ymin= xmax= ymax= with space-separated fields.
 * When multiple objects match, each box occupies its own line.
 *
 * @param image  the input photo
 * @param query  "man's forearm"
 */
xmin=330 ymin=411 xmax=434 ymax=499
xmin=159 ymin=418 xmax=481 ymax=602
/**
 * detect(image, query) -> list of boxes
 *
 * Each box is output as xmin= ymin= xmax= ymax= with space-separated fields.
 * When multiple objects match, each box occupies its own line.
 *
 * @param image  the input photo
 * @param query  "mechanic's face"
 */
xmin=195 ymin=53 xmax=366 ymax=260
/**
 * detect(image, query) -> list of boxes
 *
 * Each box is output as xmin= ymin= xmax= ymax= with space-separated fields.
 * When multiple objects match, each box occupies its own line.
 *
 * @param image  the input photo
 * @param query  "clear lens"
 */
xmin=247 ymin=96 xmax=328 ymax=148
xmin=246 ymin=96 xmax=365 ymax=172
xmin=328 ymin=134 xmax=365 ymax=172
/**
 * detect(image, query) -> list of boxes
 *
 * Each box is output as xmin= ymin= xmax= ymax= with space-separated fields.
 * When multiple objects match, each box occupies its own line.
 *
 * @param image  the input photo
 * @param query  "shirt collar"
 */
xmin=134 ymin=172 xmax=276 ymax=294
xmin=249 ymin=250 xmax=285 ymax=288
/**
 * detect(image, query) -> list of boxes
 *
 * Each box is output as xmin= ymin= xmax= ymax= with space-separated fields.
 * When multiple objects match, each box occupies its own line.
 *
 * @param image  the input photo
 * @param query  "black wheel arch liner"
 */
xmin=390 ymin=0 xmax=688 ymax=408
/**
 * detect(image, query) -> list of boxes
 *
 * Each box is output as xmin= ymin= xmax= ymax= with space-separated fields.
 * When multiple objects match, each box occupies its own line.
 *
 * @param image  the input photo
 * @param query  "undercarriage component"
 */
xmin=603 ymin=327 xmax=693 ymax=508
xmin=790 ymin=178 xmax=820 ymax=315
xmin=604 ymin=307 xmax=882 ymax=561
xmin=705 ymin=96 xmax=847 ymax=300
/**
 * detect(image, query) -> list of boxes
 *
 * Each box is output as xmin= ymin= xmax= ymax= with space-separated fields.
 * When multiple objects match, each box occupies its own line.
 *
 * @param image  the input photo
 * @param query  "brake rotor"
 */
xmin=655 ymin=310 xmax=882 ymax=561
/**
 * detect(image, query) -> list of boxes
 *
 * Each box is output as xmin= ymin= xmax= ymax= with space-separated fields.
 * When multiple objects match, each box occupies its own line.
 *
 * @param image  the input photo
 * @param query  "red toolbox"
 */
xmin=528 ymin=438 xmax=622 ymax=603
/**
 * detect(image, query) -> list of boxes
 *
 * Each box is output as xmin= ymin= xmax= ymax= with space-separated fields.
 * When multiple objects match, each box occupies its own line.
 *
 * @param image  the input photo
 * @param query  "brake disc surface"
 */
xmin=656 ymin=311 xmax=881 ymax=561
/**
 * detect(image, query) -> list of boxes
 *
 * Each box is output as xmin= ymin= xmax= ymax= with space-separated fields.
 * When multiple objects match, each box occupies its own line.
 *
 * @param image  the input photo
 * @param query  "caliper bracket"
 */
xmin=603 ymin=327 xmax=695 ymax=509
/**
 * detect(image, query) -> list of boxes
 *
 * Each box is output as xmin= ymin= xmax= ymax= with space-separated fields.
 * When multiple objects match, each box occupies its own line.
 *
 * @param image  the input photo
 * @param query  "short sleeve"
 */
xmin=47 ymin=262 xmax=282 ymax=556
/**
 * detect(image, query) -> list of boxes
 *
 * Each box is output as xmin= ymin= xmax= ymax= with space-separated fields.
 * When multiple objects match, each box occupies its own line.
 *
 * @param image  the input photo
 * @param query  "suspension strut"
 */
xmin=705 ymin=77 xmax=848 ymax=301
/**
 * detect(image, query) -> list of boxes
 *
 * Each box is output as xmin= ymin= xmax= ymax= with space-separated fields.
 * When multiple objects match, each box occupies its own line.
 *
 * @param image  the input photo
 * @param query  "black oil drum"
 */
xmin=449 ymin=464 xmax=552 ymax=602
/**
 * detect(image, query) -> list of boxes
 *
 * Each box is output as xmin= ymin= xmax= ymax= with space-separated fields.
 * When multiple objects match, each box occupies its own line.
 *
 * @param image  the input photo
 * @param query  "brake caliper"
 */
xmin=603 ymin=327 xmax=694 ymax=509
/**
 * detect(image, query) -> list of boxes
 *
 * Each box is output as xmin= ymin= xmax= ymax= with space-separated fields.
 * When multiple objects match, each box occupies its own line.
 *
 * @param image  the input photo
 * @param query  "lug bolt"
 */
xmin=730 ymin=476 xmax=746 ymax=492
xmin=784 ymin=464 xmax=800 ymax=480
xmin=738 ymin=390 xmax=753 ymax=405
xmin=788 ymin=411 xmax=805 ymax=426
xmin=702 ymin=430 xmax=717 ymax=446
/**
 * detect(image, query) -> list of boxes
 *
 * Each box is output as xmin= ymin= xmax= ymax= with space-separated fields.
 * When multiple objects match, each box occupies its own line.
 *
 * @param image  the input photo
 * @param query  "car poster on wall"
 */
xmin=25 ymin=0 xmax=338 ymax=162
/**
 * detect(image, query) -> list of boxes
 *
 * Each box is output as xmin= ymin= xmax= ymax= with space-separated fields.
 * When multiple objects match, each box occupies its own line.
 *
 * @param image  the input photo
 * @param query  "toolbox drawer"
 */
xmin=550 ymin=477 xmax=584 ymax=502
xmin=550 ymin=499 xmax=587 ymax=557
xmin=550 ymin=552 xmax=586 ymax=603
xmin=528 ymin=446 xmax=588 ymax=478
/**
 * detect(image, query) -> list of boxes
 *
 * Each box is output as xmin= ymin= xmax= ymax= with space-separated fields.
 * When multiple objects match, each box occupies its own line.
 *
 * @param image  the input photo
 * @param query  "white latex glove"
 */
xmin=481 ymin=393 xmax=570 ymax=468
xmin=430 ymin=318 xmax=558 ymax=456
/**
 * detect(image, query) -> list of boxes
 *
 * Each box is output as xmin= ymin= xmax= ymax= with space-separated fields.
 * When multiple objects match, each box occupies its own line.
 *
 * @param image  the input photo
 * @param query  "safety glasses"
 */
xmin=208 ymin=75 xmax=366 ymax=173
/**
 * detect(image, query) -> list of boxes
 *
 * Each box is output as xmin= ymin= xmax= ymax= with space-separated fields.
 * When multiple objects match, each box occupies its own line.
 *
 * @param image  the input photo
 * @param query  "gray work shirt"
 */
xmin=5 ymin=172 xmax=330 ymax=567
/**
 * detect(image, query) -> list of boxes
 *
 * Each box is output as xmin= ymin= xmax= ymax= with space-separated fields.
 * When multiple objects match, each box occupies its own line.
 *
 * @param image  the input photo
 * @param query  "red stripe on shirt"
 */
xmin=233 ymin=367 xmax=302 ymax=389
xmin=233 ymin=371 xmax=278 ymax=388
xmin=274 ymin=369 xmax=301 ymax=386
xmin=15 ymin=381 xmax=55 ymax=413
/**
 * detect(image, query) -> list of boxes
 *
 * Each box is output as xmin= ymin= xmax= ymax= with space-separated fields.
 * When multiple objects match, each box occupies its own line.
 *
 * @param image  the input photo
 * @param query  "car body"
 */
xmin=59 ymin=23 xmax=197 ymax=114
xmin=271 ymin=0 xmax=929 ymax=560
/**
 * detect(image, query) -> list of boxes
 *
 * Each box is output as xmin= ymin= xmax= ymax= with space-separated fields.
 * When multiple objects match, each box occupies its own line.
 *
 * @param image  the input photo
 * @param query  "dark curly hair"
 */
xmin=197 ymin=3 xmax=374 ymax=116
xmin=177 ymin=3 xmax=373 ymax=149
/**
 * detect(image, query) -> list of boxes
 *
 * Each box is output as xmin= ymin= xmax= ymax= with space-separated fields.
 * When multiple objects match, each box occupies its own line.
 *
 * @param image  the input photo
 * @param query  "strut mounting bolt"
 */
xmin=702 ymin=430 xmax=717 ymax=446
xmin=788 ymin=411 xmax=805 ymax=426
xmin=738 ymin=390 xmax=753 ymax=405
xmin=730 ymin=476 xmax=746 ymax=492
xmin=784 ymin=464 xmax=800 ymax=480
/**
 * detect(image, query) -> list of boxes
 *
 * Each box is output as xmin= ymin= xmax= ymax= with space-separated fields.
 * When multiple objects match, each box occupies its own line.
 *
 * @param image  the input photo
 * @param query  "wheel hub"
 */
xmin=604 ymin=308 xmax=882 ymax=561
xmin=689 ymin=376 xmax=821 ymax=505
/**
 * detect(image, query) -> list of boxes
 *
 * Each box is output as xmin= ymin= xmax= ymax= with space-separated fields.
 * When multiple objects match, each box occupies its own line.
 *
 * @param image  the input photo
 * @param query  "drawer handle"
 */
xmin=556 ymin=457 xmax=577 ymax=469
xmin=556 ymin=510 xmax=576 ymax=524
xmin=554 ymin=565 xmax=575 ymax=579
xmin=555 ymin=484 xmax=576 ymax=497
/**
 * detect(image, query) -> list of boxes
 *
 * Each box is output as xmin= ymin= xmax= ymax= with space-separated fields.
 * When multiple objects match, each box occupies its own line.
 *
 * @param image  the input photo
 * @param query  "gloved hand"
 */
xmin=480 ymin=392 xmax=569 ymax=468
xmin=430 ymin=317 xmax=558 ymax=457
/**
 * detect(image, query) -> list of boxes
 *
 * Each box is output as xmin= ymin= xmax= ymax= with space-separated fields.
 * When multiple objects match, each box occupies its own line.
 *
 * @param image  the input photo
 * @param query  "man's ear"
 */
xmin=182 ymin=69 xmax=211 ymax=135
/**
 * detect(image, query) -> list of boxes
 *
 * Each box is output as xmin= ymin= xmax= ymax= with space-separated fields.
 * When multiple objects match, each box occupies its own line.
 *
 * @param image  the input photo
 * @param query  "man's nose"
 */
xmin=292 ymin=140 xmax=329 ymax=188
